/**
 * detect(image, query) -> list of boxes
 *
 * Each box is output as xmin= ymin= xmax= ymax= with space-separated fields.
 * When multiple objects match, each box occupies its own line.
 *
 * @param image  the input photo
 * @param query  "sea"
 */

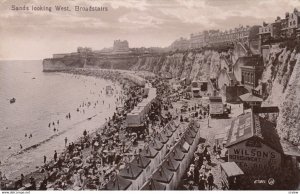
xmin=0 ymin=60 xmax=122 ymax=180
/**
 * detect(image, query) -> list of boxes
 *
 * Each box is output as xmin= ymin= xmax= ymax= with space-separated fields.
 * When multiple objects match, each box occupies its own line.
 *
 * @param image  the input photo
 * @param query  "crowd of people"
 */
xmin=182 ymin=144 xmax=216 ymax=190
xmin=0 ymin=71 xmax=172 ymax=191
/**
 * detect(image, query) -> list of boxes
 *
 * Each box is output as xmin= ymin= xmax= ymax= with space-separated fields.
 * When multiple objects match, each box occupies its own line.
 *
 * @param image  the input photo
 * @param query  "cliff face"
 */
xmin=86 ymin=56 xmax=138 ymax=70
xmin=131 ymin=50 xmax=224 ymax=81
xmin=44 ymin=50 xmax=229 ymax=80
xmin=132 ymin=47 xmax=300 ymax=145
xmin=261 ymin=47 xmax=300 ymax=144
xmin=43 ymin=56 xmax=85 ymax=72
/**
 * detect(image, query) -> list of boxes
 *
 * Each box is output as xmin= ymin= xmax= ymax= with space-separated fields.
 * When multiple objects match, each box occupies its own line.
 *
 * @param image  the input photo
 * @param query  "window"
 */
xmin=201 ymin=83 xmax=208 ymax=91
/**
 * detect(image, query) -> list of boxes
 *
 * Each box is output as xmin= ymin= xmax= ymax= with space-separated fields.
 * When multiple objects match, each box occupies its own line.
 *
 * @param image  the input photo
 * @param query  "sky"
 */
xmin=0 ymin=0 xmax=300 ymax=60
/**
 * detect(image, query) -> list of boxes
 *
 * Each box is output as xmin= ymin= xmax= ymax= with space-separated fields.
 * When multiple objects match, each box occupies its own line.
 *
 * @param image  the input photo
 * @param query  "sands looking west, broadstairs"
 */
xmin=11 ymin=5 xmax=108 ymax=12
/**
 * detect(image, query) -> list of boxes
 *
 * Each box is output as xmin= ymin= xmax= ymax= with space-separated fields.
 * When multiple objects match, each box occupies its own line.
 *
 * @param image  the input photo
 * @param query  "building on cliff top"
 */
xmin=113 ymin=40 xmax=130 ymax=54
xmin=259 ymin=8 xmax=300 ymax=47
xmin=190 ymin=31 xmax=209 ymax=49
xmin=170 ymin=37 xmax=190 ymax=51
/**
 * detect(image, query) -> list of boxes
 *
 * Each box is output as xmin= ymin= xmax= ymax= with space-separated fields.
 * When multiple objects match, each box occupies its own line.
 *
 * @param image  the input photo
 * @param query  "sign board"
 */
xmin=228 ymin=139 xmax=281 ymax=175
xmin=210 ymin=103 xmax=223 ymax=115
xmin=182 ymin=141 xmax=190 ymax=151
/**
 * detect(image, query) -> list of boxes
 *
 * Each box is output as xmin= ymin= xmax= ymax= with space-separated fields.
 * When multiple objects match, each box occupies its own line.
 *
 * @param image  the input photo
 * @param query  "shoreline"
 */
xmin=3 ymin=68 xmax=144 ymax=189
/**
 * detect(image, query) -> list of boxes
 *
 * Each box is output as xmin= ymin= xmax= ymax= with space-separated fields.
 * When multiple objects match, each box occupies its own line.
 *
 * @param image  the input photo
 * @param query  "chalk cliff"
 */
xmin=261 ymin=46 xmax=300 ymax=144
xmin=130 ymin=50 xmax=227 ymax=81
xmin=43 ymin=56 xmax=85 ymax=72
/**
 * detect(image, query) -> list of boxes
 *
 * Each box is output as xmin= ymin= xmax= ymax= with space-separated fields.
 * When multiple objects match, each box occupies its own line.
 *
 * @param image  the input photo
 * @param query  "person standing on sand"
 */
xmin=64 ymin=137 xmax=68 ymax=147
xmin=207 ymin=172 xmax=214 ymax=190
xmin=44 ymin=155 xmax=47 ymax=164
xmin=54 ymin=150 xmax=57 ymax=162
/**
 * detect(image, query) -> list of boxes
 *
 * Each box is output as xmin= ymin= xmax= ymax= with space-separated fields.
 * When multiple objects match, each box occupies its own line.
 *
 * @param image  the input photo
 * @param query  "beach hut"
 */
xmin=119 ymin=163 xmax=144 ymax=190
xmin=149 ymin=139 xmax=164 ymax=162
xmin=220 ymin=162 xmax=244 ymax=190
xmin=106 ymin=175 xmax=132 ymax=190
xmin=131 ymin=154 xmax=151 ymax=183
xmin=141 ymin=178 xmax=166 ymax=190
xmin=152 ymin=166 xmax=174 ymax=190
xmin=163 ymin=156 xmax=181 ymax=188
xmin=239 ymin=90 xmax=263 ymax=110
xmin=155 ymin=133 xmax=169 ymax=157
xmin=161 ymin=128 xmax=174 ymax=147
xmin=140 ymin=145 xmax=159 ymax=175
xmin=169 ymin=146 xmax=185 ymax=177
xmin=183 ymin=133 xmax=194 ymax=146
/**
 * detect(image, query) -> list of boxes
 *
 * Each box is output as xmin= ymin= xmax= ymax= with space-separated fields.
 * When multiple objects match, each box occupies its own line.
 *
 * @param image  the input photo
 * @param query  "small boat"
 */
xmin=10 ymin=98 xmax=16 ymax=104
xmin=32 ymin=77 xmax=36 ymax=79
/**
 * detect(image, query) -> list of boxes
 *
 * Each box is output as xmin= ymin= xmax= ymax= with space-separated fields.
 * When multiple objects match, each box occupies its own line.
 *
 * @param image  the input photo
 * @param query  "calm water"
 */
xmin=0 ymin=61 xmax=122 ymax=179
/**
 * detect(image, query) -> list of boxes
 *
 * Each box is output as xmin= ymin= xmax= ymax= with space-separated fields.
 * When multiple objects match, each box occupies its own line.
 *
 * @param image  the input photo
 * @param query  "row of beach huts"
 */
xmin=106 ymin=119 xmax=201 ymax=190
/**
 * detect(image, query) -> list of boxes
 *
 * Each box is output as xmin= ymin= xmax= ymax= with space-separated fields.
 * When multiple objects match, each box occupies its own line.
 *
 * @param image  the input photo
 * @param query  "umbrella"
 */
xmin=78 ymin=169 xmax=84 ymax=174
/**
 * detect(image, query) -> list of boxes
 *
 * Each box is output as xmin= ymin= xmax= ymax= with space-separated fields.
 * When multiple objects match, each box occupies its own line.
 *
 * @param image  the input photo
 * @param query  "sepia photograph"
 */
xmin=1 ymin=0 xmax=300 ymax=192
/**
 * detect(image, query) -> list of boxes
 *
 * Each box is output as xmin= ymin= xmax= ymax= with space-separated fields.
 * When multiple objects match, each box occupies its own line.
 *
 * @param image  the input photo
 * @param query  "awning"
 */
xmin=239 ymin=93 xmax=263 ymax=102
xmin=281 ymin=140 xmax=300 ymax=157
xmin=220 ymin=162 xmax=244 ymax=177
